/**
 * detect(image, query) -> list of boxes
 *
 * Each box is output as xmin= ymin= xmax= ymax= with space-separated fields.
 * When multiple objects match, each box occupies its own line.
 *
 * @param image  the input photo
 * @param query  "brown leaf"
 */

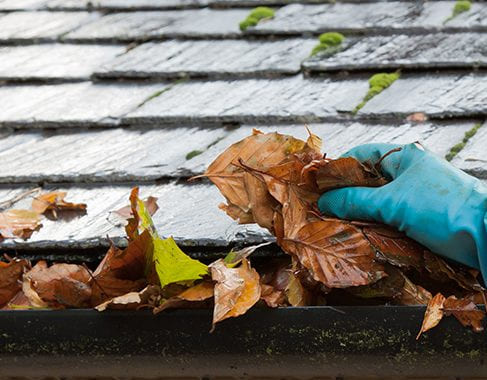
xmin=91 ymin=233 xmax=150 ymax=306
xmin=261 ymin=284 xmax=286 ymax=308
xmin=31 ymin=191 xmax=87 ymax=217
xmin=406 ymin=112 xmax=428 ymax=123
xmin=210 ymin=258 xmax=261 ymax=329
xmin=286 ymin=259 xmax=313 ymax=306
xmin=154 ymin=281 xmax=214 ymax=314
xmin=443 ymin=296 xmax=485 ymax=333
xmin=348 ymin=265 xmax=405 ymax=299
xmin=0 ymin=258 xmax=30 ymax=307
xmin=0 ymin=210 xmax=41 ymax=239
xmin=96 ymin=285 xmax=163 ymax=311
xmin=363 ymin=225 xmax=425 ymax=270
xmin=424 ymin=251 xmax=484 ymax=291
xmin=113 ymin=196 xmax=159 ymax=220
xmin=396 ymin=274 xmax=432 ymax=306
xmin=316 ymin=157 xmax=387 ymax=192
xmin=202 ymin=130 xmax=319 ymax=229
xmin=26 ymin=262 xmax=92 ymax=308
xmin=285 ymin=220 xmax=386 ymax=288
xmin=417 ymin=293 xmax=446 ymax=339
xmin=2 ymin=290 xmax=33 ymax=310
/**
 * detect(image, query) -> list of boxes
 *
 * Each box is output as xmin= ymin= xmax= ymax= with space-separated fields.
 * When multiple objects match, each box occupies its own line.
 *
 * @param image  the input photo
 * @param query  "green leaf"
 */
xmin=153 ymin=236 xmax=209 ymax=288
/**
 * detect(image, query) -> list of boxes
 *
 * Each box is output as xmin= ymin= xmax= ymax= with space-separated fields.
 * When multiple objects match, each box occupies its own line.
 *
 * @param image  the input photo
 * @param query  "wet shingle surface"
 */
xmin=0 ymin=0 xmax=484 ymax=254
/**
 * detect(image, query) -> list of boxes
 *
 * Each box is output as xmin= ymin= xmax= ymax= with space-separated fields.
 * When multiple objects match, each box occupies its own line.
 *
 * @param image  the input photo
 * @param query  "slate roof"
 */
xmin=0 ymin=0 xmax=486 ymax=262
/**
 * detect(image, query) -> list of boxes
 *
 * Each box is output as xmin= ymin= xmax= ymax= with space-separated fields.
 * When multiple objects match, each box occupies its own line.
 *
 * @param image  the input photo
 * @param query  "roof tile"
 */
xmin=96 ymin=39 xmax=316 ymax=79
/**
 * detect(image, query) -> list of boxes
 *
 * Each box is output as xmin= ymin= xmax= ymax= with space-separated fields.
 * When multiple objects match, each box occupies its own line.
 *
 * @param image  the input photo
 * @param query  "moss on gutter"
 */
xmin=445 ymin=123 xmax=482 ymax=161
xmin=239 ymin=7 xmax=275 ymax=31
xmin=310 ymin=32 xmax=345 ymax=56
xmin=444 ymin=0 xmax=471 ymax=23
xmin=353 ymin=71 xmax=400 ymax=114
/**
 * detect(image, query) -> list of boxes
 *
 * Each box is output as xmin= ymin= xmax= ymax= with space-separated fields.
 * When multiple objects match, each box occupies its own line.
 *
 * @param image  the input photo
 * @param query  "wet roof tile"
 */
xmin=249 ymin=2 xmax=487 ymax=35
xmin=0 ymin=121 xmax=474 ymax=184
xmin=452 ymin=122 xmax=487 ymax=179
xmin=63 ymin=9 xmax=248 ymax=42
xmin=303 ymin=33 xmax=487 ymax=72
xmin=0 ymin=82 xmax=166 ymax=127
xmin=0 ymin=11 xmax=99 ymax=42
xmin=0 ymin=183 xmax=269 ymax=250
xmin=0 ymin=44 xmax=125 ymax=81
xmin=96 ymin=39 xmax=316 ymax=79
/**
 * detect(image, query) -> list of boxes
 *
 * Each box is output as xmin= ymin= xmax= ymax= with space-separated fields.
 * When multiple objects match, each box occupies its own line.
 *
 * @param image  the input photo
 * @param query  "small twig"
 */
xmin=82 ymin=263 xmax=108 ymax=298
xmin=374 ymin=147 xmax=402 ymax=173
xmin=0 ymin=187 xmax=41 ymax=210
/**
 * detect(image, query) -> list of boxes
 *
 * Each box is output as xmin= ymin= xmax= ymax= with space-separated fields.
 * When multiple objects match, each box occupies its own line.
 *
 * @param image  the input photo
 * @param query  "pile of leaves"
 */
xmin=199 ymin=129 xmax=486 ymax=337
xmin=0 ymin=129 xmax=485 ymax=338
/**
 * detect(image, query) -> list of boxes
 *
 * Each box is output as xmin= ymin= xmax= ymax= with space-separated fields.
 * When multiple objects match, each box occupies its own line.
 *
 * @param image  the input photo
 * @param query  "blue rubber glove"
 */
xmin=318 ymin=142 xmax=487 ymax=282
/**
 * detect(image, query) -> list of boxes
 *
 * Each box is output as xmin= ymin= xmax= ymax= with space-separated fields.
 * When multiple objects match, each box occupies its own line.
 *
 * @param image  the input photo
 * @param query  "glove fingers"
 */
xmin=318 ymin=186 xmax=383 ymax=223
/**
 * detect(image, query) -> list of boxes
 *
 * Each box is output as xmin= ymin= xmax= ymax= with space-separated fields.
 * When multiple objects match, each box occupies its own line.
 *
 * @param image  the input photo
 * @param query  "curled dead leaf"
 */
xmin=0 ymin=210 xmax=41 ymax=240
xmin=417 ymin=293 xmax=446 ymax=339
xmin=210 ymin=258 xmax=261 ymax=329
xmin=0 ymin=258 xmax=30 ymax=307
xmin=443 ymin=295 xmax=485 ymax=333
xmin=31 ymin=191 xmax=87 ymax=218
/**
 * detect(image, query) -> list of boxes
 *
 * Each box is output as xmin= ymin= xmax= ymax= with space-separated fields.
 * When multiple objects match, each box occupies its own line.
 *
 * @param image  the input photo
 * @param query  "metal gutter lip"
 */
xmin=0 ymin=306 xmax=486 ymax=377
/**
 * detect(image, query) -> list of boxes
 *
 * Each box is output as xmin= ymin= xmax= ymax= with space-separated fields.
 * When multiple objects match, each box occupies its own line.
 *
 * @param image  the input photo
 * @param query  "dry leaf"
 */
xmin=396 ymin=273 xmax=432 ymax=305
xmin=443 ymin=295 xmax=485 ymax=333
xmin=210 ymin=258 xmax=261 ymax=329
xmin=154 ymin=281 xmax=214 ymax=313
xmin=316 ymin=157 xmax=387 ymax=192
xmin=286 ymin=259 xmax=313 ymax=306
xmin=417 ymin=293 xmax=446 ymax=339
xmin=31 ymin=191 xmax=87 ymax=217
xmin=113 ymin=196 xmax=159 ymax=220
xmin=363 ymin=225 xmax=425 ymax=270
xmin=26 ymin=262 xmax=92 ymax=308
xmin=285 ymin=220 xmax=386 ymax=288
xmin=91 ymin=235 xmax=150 ymax=306
xmin=0 ymin=258 xmax=30 ymax=307
xmin=406 ymin=112 xmax=428 ymax=123
xmin=96 ymin=285 xmax=162 ymax=311
xmin=0 ymin=210 xmax=41 ymax=239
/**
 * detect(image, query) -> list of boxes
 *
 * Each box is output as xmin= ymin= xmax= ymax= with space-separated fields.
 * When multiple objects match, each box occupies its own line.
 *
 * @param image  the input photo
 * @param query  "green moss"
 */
xmin=240 ymin=7 xmax=275 ymax=31
xmin=353 ymin=72 xmax=400 ymax=114
xmin=444 ymin=0 xmax=471 ymax=23
xmin=445 ymin=123 xmax=482 ymax=161
xmin=319 ymin=32 xmax=344 ymax=45
xmin=311 ymin=32 xmax=345 ymax=56
xmin=185 ymin=150 xmax=203 ymax=160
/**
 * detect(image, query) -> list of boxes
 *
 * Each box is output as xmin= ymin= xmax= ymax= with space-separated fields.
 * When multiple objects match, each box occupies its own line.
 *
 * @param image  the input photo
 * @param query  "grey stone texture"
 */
xmin=46 ymin=0 xmax=208 ymax=10
xmin=0 ymin=183 xmax=269 ymax=250
xmin=96 ymin=39 xmax=316 ymax=79
xmin=0 ymin=121 xmax=472 ymax=184
xmin=303 ymin=33 xmax=487 ymax=72
xmin=251 ymin=2 xmax=487 ymax=35
xmin=358 ymin=74 xmax=487 ymax=118
xmin=0 ymin=82 xmax=166 ymax=127
xmin=126 ymin=76 xmax=370 ymax=124
xmin=63 ymin=9 xmax=248 ymax=42
xmin=0 ymin=11 xmax=99 ymax=42
xmin=0 ymin=44 xmax=125 ymax=81
xmin=452 ymin=122 xmax=487 ymax=179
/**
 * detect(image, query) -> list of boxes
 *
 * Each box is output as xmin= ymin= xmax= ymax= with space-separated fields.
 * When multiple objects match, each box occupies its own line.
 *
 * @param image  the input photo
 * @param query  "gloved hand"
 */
xmin=318 ymin=142 xmax=487 ymax=281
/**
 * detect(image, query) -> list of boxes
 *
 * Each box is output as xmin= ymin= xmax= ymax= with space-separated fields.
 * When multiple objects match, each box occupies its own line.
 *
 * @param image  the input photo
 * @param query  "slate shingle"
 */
xmin=0 ymin=183 xmax=269 ymax=250
xmin=0 ymin=82 xmax=166 ymax=127
xmin=125 ymin=76 xmax=369 ymax=124
xmin=0 ymin=44 xmax=125 ymax=81
xmin=63 ymin=9 xmax=248 ymax=42
xmin=96 ymin=39 xmax=316 ymax=79
xmin=250 ymin=2 xmax=487 ymax=35
xmin=303 ymin=33 xmax=487 ymax=72
xmin=46 ymin=0 xmax=208 ymax=11
xmin=0 ymin=121 xmax=473 ymax=184
xmin=359 ymin=74 xmax=487 ymax=118
xmin=452 ymin=122 xmax=487 ymax=179
xmin=0 ymin=11 xmax=99 ymax=42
